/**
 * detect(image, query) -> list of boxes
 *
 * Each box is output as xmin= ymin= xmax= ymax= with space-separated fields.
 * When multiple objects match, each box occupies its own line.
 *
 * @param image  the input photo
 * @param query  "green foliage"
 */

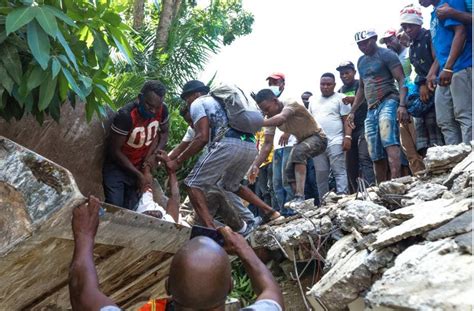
xmin=0 ymin=0 xmax=134 ymax=122
xmin=229 ymin=259 xmax=257 ymax=307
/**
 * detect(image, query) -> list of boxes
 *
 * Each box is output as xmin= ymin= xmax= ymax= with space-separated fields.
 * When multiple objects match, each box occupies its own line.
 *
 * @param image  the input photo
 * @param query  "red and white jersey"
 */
xmin=111 ymin=102 xmax=169 ymax=166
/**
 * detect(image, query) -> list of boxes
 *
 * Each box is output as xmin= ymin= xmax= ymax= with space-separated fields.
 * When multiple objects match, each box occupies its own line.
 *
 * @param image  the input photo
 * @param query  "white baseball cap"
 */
xmin=354 ymin=29 xmax=378 ymax=43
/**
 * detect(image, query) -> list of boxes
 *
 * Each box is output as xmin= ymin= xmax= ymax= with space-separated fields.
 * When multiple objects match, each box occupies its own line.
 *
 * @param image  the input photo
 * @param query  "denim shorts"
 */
xmin=365 ymin=98 xmax=400 ymax=161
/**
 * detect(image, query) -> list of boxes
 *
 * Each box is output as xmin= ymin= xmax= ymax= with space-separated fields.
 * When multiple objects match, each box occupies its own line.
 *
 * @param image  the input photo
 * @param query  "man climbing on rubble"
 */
xmin=253 ymin=89 xmax=327 ymax=205
xmin=102 ymin=80 xmax=169 ymax=210
xmin=163 ymin=80 xmax=280 ymax=229
xmin=69 ymin=196 xmax=284 ymax=311
xmin=169 ymin=103 xmax=262 ymax=235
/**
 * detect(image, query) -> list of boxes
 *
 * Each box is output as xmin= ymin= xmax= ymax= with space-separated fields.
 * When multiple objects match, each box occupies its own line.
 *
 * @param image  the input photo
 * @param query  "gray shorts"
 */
xmin=185 ymin=137 xmax=258 ymax=192
xmin=286 ymin=134 xmax=327 ymax=183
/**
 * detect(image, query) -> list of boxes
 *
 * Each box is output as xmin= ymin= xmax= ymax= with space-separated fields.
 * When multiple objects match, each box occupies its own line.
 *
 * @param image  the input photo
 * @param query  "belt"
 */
xmin=369 ymin=92 xmax=397 ymax=110
xmin=224 ymin=128 xmax=256 ymax=143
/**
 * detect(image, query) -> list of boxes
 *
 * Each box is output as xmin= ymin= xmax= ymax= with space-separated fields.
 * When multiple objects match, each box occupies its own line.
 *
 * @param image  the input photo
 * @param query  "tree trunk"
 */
xmin=153 ymin=0 xmax=178 ymax=53
xmin=132 ymin=0 xmax=145 ymax=30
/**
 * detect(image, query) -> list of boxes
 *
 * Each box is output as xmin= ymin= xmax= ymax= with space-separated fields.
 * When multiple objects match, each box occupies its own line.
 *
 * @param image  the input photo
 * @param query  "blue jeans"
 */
xmin=365 ymin=98 xmax=400 ymax=161
xmin=272 ymin=147 xmax=293 ymax=213
xmin=305 ymin=158 xmax=319 ymax=205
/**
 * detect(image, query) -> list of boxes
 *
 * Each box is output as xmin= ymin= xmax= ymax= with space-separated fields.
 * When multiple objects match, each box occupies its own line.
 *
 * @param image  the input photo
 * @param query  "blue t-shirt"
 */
xmin=430 ymin=0 xmax=472 ymax=73
xmin=357 ymin=47 xmax=401 ymax=108
xmin=190 ymin=95 xmax=228 ymax=146
xmin=465 ymin=0 xmax=472 ymax=12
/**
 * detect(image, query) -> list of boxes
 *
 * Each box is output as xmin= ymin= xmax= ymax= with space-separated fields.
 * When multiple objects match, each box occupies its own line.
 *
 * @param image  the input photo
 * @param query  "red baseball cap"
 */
xmin=266 ymin=72 xmax=285 ymax=81
xmin=379 ymin=28 xmax=397 ymax=44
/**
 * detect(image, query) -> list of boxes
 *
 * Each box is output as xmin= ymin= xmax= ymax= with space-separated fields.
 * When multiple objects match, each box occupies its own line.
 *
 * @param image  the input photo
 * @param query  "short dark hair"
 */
xmin=141 ymin=80 xmax=167 ymax=97
xmin=321 ymin=72 xmax=335 ymax=80
xmin=302 ymin=91 xmax=313 ymax=97
xmin=255 ymin=89 xmax=276 ymax=104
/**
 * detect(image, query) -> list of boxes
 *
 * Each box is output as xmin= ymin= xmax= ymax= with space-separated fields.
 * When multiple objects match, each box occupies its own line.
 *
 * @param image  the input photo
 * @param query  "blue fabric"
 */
xmin=365 ymin=98 xmax=401 ymax=161
xmin=406 ymin=83 xmax=435 ymax=117
xmin=430 ymin=0 xmax=472 ymax=73
xmin=466 ymin=0 xmax=472 ymax=12
xmin=272 ymin=147 xmax=293 ymax=214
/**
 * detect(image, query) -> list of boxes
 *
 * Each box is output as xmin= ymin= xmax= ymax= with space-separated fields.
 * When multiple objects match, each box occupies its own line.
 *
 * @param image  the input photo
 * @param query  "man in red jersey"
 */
xmin=103 ymin=80 xmax=169 ymax=210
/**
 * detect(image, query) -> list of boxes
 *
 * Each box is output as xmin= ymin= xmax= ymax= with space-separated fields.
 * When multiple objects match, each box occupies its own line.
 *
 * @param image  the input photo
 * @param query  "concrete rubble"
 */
xmin=251 ymin=143 xmax=473 ymax=310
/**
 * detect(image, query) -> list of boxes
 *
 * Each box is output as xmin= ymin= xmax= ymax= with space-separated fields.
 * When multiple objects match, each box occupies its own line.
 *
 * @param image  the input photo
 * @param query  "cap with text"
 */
xmin=354 ymin=29 xmax=377 ymax=43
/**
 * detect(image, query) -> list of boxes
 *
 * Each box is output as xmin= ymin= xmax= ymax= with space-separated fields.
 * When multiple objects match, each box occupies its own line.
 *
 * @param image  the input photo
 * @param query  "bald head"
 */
xmin=168 ymin=236 xmax=231 ymax=310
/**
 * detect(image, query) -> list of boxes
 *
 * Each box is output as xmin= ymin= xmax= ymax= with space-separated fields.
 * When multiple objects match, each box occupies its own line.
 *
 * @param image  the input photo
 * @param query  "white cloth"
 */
xmin=136 ymin=191 xmax=176 ymax=223
xmin=273 ymin=127 xmax=297 ymax=149
xmin=309 ymin=92 xmax=350 ymax=147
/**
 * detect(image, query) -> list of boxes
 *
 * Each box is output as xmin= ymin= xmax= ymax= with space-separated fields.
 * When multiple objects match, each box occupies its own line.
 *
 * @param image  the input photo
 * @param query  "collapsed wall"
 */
xmin=251 ymin=143 xmax=473 ymax=311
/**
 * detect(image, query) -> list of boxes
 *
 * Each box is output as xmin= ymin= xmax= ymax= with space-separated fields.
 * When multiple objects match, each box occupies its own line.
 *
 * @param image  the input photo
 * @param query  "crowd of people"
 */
xmin=69 ymin=1 xmax=471 ymax=310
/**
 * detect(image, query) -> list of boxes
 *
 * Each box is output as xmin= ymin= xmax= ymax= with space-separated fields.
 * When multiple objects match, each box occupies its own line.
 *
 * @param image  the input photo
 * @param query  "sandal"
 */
xmin=262 ymin=210 xmax=283 ymax=224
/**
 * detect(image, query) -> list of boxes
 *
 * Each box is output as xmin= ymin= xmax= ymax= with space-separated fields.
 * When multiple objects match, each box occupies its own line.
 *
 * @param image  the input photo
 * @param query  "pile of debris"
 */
xmin=250 ymin=143 xmax=473 ymax=310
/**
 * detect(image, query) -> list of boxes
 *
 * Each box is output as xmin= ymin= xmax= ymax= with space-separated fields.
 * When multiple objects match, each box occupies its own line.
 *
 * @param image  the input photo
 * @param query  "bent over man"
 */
xmin=103 ymin=81 xmax=169 ymax=210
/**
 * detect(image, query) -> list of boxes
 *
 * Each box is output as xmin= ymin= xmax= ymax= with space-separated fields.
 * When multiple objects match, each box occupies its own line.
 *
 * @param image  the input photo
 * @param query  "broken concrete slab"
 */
xmin=306 ymin=249 xmax=371 ymax=310
xmin=454 ymin=231 xmax=472 ymax=255
xmin=425 ymin=210 xmax=472 ymax=241
xmin=377 ymin=181 xmax=407 ymax=196
xmin=371 ymin=198 xmax=471 ymax=249
xmin=406 ymin=182 xmax=447 ymax=201
xmin=424 ymin=143 xmax=471 ymax=173
xmin=366 ymin=239 xmax=473 ymax=310
xmin=444 ymin=150 xmax=473 ymax=187
xmin=337 ymin=201 xmax=391 ymax=234
xmin=324 ymin=234 xmax=356 ymax=271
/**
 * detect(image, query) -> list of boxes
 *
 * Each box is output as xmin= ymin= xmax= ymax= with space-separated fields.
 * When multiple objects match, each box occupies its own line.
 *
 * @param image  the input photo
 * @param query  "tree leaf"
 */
xmin=27 ymin=20 xmax=50 ymax=70
xmin=92 ymin=31 xmax=109 ymax=65
xmin=35 ymin=7 xmax=58 ymax=38
xmin=51 ymin=57 xmax=61 ymax=78
xmin=43 ymin=5 xmax=77 ymax=28
xmin=56 ymin=29 xmax=79 ymax=72
xmin=61 ymin=67 xmax=85 ymax=100
xmin=38 ymin=73 xmax=57 ymax=111
xmin=0 ymin=63 xmax=14 ymax=94
xmin=1 ymin=43 xmax=22 ymax=84
xmin=6 ymin=6 xmax=37 ymax=35
xmin=58 ymin=72 xmax=68 ymax=101
xmin=27 ymin=65 xmax=47 ymax=90
xmin=0 ymin=31 xmax=7 ymax=45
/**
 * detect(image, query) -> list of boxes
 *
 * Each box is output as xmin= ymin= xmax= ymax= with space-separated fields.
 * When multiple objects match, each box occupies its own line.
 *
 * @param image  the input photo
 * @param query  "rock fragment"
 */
xmin=337 ymin=201 xmax=391 ymax=234
xmin=425 ymin=209 xmax=472 ymax=241
xmin=424 ymin=143 xmax=471 ymax=173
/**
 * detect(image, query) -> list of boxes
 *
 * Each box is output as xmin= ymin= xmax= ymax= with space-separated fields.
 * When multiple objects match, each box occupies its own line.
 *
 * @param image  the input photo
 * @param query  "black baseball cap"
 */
xmin=180 ymin=80 xmax=210 ymax=99
xmin=336 ymin=61 xmax=356 ymax=72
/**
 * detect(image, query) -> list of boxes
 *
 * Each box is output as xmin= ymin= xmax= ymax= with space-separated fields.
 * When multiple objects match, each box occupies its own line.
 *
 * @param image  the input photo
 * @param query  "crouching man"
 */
xmin=251 ymin=89 xmax=327 ymax=205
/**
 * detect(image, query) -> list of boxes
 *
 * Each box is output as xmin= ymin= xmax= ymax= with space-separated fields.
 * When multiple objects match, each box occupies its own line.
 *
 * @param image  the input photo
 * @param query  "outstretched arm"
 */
xmin=69 ymin=196 xmax=117 ymax=311
xmin=218 ymin=227 xmax=284 ymax=308
xmin=262 ymin=109 xmax=292 ymax=127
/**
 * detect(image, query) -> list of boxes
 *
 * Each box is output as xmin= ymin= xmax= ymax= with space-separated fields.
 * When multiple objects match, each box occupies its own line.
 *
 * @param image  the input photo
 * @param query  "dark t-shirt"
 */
xmin=357 ymin=47 xmax=401 ymax=108
xmin=109 ymin=102 xmax=169 ymax=166
xmin=410 ymin=28 xmax=435 ymax=86
xmin=338 ymin=80 xmax=367 ymax=133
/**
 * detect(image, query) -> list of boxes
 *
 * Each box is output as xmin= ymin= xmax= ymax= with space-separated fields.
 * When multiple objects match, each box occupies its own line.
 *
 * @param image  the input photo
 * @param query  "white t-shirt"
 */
xmin=273 ymin=127 xmax=296 ymax=150
xmin=182 ymin=126 xmax=195 ymax=142
xmin=309 ymin=92 xmax=350 ymax=147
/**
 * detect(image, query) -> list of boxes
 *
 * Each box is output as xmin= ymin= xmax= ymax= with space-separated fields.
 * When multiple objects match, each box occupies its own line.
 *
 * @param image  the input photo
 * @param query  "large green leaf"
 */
xmin=51 ymin=57 xmax=61 ymax=78
xmin=43 ymin=5 xmax=77 ymax=28
xmin=0 ymin=31 xmax=7 ymax=45
xmin=27 ymin=20 xmax=50 ymax=70
xmin=38 ymin=73 xmax=57 ymax=111
xmin=58 ymin=72 xmax=68 ymax=101
xmin=27 ymin=65 xmax=47 ymax=90
xmin=92 ymin=31 xmax=109 ymax=65
xmin=35 ymin=7 xmax=58 ymax=38
xmin=1 ymin=43 xmax=22 ymax=84
xmin=61 ymin=67 xmax=85 ymax=100
xmin=6 ymin=6 xmax=37 ymax=35
xmin=0 ymin=63 xmax=14 ymax=94
xmin=56 ymin=29 xmax=79 ymax=72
